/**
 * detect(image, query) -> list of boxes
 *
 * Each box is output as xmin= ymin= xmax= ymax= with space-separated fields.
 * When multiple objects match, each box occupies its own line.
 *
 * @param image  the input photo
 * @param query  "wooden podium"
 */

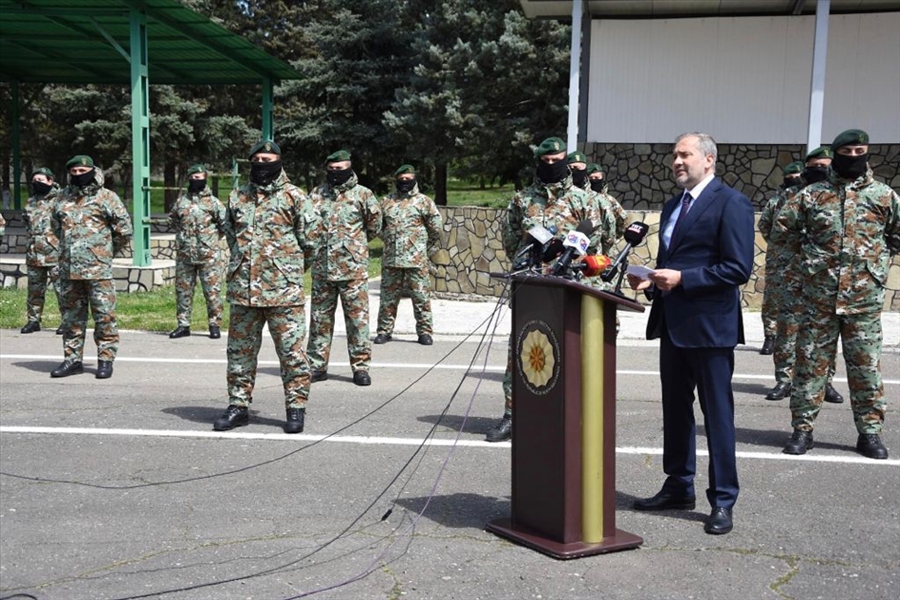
xmin=486 ymin=273 xmax=644 ymax=559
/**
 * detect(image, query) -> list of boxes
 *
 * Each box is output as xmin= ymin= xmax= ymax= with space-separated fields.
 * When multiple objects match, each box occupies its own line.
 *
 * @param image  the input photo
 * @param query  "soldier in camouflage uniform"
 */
xmin=20 ymin=167 xmax=64 ymax=335
xmin=587 ymin=163 xmax=627 ymax=239
xmin=306 ymin=150 xmax=382 ymax=387
xmin=167 ymin=164 xmax=227 ymax=340
xmin=762 ymin=150 xmax=843 ymax=403
xmin=50 ymin=156 xmax=133 ymax=380
xmin=0 ymin=212 xmax=5 ymax=237
xmin=567 ymin=153 xmax=617 ymax=256
xmin=374 ymin=164 xmax=443 ymax=346
xmin=486 ymin=137 xmax=605 ymax=443
xmin=212 ymin=141 xmax=319 ymax=434
xmin=777 ymin=129 xmax=900 ymax=460
xmin=758 ymin=161 xmax=804 ymax=357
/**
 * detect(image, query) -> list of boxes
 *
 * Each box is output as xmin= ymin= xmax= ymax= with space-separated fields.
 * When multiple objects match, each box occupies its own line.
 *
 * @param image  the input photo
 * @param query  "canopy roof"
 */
xmin=0 ymin=0 xmax=301 ymax=85
xmin=520 ymin=0 xmax=900 ymax=19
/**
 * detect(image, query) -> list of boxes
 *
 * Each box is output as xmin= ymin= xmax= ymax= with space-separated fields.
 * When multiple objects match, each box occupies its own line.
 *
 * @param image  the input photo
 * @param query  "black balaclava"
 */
xmin=802 ymin=166 xmax=829 ymax=184
xmin=783 ymin=176 xmax=803 ymax=189
xmin=31 ymin=181 xmax=53 ymax=196
xmin=396 ymin=178 xmax=416 ymax=194
xmin=327 ymin=167 xmax=353 ymax=187
xmin=70 ymin=169 xmax=95 ymax=188
xmin=536 ymin=160 xmax=568 ymax=184
xmin=571 ymin=168 xmax=588 ymax=188
xmin=589 ymin=179 xmax=605 ymax=193
xmin=831 ymin=153 xmax=868 ymax=180
xmin=188 ymin=178 xmax=206 ymax=194
xmin=250 ymin=160 xmax=282 ymax=186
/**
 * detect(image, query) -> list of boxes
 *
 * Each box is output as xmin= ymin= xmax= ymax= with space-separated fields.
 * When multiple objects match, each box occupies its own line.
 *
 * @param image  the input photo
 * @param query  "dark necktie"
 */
xmin=671 ymin=192 xmax=693 ymax=240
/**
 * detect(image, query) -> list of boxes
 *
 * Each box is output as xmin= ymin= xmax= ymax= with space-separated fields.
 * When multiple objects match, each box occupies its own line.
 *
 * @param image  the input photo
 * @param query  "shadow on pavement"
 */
xmin=416 ymin=414 xmax=497 ymax=435
xmin=394 ymin=492 xmax=510 ymax=529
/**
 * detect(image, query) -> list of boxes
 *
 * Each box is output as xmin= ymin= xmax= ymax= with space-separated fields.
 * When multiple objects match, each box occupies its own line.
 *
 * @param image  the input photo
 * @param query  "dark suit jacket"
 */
xmin=646 ymin=177 xmax=754 ymax=348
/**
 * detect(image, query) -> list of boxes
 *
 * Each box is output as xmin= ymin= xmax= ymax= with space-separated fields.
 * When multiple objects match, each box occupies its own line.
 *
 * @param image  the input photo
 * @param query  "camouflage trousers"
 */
xmin=227 ymin=303 xmax=310 ymax=409
xmin=58 ymin=278 xmax=119 ymax=362
xmin=502 ymin=340 xmax=514 ymax=417
xmin=307 ymin=277 xmax=371 ymax=373
xmin=26 ymin=264 xmax=61 ymax=324
xmin=790 ymin=307 xmax=885 ymax=434
xmin=773 ymin=282 xmax=836 ymax=385
xmin=377 ymin=266 xmax=433 ymax=336
xmin=175 ymin=257 xmax=223 ymax=328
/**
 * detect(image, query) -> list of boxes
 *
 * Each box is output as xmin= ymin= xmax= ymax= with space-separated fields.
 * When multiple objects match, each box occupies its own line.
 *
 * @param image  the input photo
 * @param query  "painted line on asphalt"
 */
xmin=1 ymin=426 xmax=897 ymax=466
xmin=3 ymin=354 xmax=898 ymax=384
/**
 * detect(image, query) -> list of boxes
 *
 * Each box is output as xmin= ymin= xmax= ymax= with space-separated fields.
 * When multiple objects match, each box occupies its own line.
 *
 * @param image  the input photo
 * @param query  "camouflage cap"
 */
xmin=248 ymin=140 xmax=281 ymax=158
xmin=533 ymin=137 xmax=566 ymax=158
xmin=831 ymin=129 xmax=869 ymax=150
xmin=586 ymin=163 xmax=604 ymax=175
xmin=65 ymin=155 xmax=94 ymax=169
xmin=805 ymin=146 xmax=833 ymax=161
xmin=566 ymin=151 xmax=588 ymax=165
xmin=32 ymin=167 xmax=55 ymax=179
xmin=783 ymin=161 xmax=804 ymax=175
xmin=187 ymin=163 xmax=207 ymax=176
xmin=326 ymin=149 xmax=352 ymax=163
xmin=394 ymin=164 xmax=416 ymax=177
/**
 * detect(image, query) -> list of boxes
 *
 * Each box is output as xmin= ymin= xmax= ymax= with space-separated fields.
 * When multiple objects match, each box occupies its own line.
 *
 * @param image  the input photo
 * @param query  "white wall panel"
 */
xmin=587 ymin=13 xmax=900 ymax=144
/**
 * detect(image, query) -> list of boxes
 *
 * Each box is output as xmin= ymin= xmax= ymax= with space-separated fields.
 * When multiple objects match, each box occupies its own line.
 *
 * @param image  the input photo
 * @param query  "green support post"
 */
xmin=11 ymin=81 xmax=21 ymax=209
xmin=262 ymin=76 xmax=274 ymax=141
xmin=130 ymin=9 xmax=151 ymax=266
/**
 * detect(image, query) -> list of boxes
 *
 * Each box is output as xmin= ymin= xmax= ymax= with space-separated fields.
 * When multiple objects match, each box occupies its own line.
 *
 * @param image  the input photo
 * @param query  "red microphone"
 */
xmin=577 ymin=254 xmax=612 ymax=277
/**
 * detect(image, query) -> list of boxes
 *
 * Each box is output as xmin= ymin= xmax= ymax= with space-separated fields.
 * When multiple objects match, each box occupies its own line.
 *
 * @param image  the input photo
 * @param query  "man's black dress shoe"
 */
xmin=417 ymin=334 xmax=433 ymax=346
xmin=213 ymin=405 xmax=250 ymax=431
xmin=705 ymin=507 xmax=733 ymax=535
xmin=209 ymin=325 xmax=221 ymax=339
xmin=56 ymin=325 xmax=65 ymax=335
xmin=783 ymin=430 xmax=814 ymax=455
xmin=374 ymin=333 xmax=392 ymax=344
xmin=824 ymin=383 xmax=844 ymax=404
xmin=169 ymin=326 xmax=191 ymax=339
xmin=20 ymin=321 xmax=40 ymax=334
xmin=284 ymin=407 xmax=305 ymax=434
xmin=857 ymin=433 xmax=888 ymax=459
xmin=311 ymin=370 xmax=328 ymax=383
xmin=633 ymin=490 xmax=696 ymax=511
xmin=51 ymin=360 xmax=83 ymax=378
xmin=95 ymin=360 xmax=113 ymax=379
xmin=760 ymin=336 xmax=774 ymax=355
xmin=353 ymin=370 xmax=371 ymax=386
xmin=765 ymin=381 xmax=791 ymax=401
xmin=485 ymin=416 xmax=512 ymax=443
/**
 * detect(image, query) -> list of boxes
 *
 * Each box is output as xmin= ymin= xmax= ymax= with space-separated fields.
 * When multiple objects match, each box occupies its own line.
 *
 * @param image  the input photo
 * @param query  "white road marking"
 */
xmin=2 ymin=354 xmax=898 ymax=384
xmin=1 ymin=426 xmax=896 ymax=466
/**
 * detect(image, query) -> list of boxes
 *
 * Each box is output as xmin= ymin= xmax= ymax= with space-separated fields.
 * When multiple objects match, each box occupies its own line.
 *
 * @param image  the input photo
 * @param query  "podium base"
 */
xmin=486 ymin=518 xmax=642 ymax=559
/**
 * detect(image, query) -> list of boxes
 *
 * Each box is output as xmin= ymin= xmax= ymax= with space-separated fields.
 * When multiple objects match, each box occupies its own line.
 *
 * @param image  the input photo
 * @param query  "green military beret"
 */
xmin=805 ymin=146 xmax=833 ymax=161
xmin=65 ymin=155 xmax=94 ymax=169
xmin=566 ymin=151 xmax=587 ymax=165
xmin=831 ymin=129 xmax=869 ymax=150
xmin=586 ymin=163 xmax=604 ymax=175
xmin=248 ymin=140 xmax=281 ymax=158
xmin=394 ymin=164 xmax=416 ymax=177
xmin=533 ymin=137 xmax=566 ymax=158
xmin=783 ymin=161 xmax=804 ymax=175
xmin=326 ymin=149 xmax=352 ymax=163
xmin=32 ymin=167 xmax=55 ymax=179
xmin=187 ymin=163 xmax=206 ymax=176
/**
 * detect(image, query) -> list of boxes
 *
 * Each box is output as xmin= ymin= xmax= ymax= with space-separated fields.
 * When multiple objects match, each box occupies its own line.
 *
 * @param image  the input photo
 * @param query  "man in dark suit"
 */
xmin=627 ymin=132 xmax=754 ymax=535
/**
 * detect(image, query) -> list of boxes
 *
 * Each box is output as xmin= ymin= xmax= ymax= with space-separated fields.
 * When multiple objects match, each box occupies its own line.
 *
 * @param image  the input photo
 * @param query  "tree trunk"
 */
xmin=164 ymin=161 xmax=177 ymax=213
xmin=434 ymin=162 xmax=448 ymax=206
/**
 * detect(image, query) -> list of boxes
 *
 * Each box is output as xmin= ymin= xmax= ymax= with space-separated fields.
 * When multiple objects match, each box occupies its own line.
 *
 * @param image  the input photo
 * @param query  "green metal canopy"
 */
xmin=0 ymin=0 xmax=300 ymax=85
xmin=1 ymin=0 xmax=303 ymax=268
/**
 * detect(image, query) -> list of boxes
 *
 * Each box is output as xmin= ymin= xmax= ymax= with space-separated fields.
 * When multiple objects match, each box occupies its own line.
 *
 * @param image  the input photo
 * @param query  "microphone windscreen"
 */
xmin=542 ymin=238 xmax=565 ymax=262
xmin=582 ymin=254 xmax=612 ymax=277
xmin=623 ymin=222 xmax=649 ymax=245
xmin=576 ymin=219 xmax=594 ymax=235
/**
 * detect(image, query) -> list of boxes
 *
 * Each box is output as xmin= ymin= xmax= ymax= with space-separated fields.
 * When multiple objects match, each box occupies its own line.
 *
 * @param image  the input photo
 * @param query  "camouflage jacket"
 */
xmin=504 ymin=175 xmax=603 ymax=262
xmin=24 ymin=183 xmax=62 ymax=267
xmin=579 ymin=182 xmax=625 ymax=255
xmin=758 ymin=185 xmax=800 ymax=271
xmin=310 ymin=172 xmax=382 ymax=281
xmin=0 ymin=211 xmax=5 ymax=237
xmin=774 ymin=167 xmax=900 ymax=314
xmin=224 ymin=170 xmax=318 ymax=307
xmin=380 ymin=183 xmax=443 ymax=268
xmin=169 ymin=187 xmax=226 ymax=264
xmin=53 ymin=170 xmax=133 ymax=280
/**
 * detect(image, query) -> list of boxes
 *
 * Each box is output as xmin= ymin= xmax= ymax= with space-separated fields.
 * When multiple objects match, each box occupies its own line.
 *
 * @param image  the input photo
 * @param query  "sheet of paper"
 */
xmin=626 ymin=264 xmax=656 ymax=280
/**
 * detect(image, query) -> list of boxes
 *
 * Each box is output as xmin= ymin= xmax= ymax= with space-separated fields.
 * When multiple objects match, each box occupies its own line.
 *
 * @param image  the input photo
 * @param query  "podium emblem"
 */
xmin=517 ymin=320 xmax=560 ymax=395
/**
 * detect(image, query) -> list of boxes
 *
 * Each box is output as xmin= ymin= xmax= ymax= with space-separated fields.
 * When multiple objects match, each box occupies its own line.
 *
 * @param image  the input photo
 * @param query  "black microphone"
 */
xmin=550 ymin=220 xmax=594 ymax=277
xmin=511 ymin=225 xmax=554 ymax=270
xmin=601 ymin=221 xmax=650 ymax=282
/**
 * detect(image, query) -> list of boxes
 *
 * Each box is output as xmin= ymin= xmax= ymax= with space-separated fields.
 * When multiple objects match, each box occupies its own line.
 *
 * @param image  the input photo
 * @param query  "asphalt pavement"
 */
xmin=0 ymin=281 xmax=898 ymax=600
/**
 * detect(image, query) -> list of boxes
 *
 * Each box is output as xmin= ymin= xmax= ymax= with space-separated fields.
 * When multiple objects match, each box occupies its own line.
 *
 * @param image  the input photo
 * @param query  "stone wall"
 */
xmin=582 ymin=143 xmax=900 ymax=211
xmin=433 ymin=206 xmax=900 ymax=312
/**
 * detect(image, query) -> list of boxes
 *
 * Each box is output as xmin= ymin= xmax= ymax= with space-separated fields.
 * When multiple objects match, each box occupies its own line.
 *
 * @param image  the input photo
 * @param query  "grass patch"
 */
xmin=0 ymin=241 xmax=384 ymax=333
xmin=446 ymin=178 xmax=515 ymax=209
